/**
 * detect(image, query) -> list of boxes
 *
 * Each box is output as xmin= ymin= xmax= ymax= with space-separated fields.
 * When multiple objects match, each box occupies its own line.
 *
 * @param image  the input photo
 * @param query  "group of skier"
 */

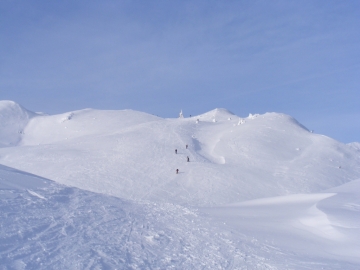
xmin=175 ymin=144 xmax=190 ymax=174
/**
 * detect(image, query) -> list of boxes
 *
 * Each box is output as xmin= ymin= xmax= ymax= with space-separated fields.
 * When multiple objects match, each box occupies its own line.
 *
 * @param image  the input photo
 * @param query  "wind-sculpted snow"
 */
xmin=0 ymin=165 xmax=278 ymax=269
xmin=0 ymin=100 xmax=38 ymax=147
xmin=20 ymin=108 xmax=161 ymax=145
xmin=2 ymin=165 xmax=359 ymax=269
xmin=203 ymin=179 xmax=360 ymax=268
xmin=347 ymin=142 xmax=360 ymax=151
xmin=0 ymin=102 xmax=360 ymax=206
xmin=1 ymin=102 xmax=360 ymax=269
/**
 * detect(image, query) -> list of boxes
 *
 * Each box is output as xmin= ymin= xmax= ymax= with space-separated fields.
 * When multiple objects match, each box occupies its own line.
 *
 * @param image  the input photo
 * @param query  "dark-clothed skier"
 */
xmin=176 ymin=169 xmax=179 ymax=174
xmin=187 ymin=156 xmax=189 ymax=162
xmin=175 ymin=149 xmax=177 ymax=154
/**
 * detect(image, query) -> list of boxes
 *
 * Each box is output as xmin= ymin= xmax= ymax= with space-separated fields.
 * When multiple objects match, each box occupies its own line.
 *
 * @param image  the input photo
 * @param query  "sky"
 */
xmin=1 ymin=0 xmax=359 ymax=143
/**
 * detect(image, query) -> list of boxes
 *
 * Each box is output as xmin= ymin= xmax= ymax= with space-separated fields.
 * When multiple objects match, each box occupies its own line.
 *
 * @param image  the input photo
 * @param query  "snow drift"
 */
xmin=0 ymin=164 xmax=268 ymax=269
xmin=0 ymin=100 xmax=37 ymax=147
xmin=0 ymin=101 xmax=360 ymax=206
xmin=1 ymin=101 xmax=360 ymax=269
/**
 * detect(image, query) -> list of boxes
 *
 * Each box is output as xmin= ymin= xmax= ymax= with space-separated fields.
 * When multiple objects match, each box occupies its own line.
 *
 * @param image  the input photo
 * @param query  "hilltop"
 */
xmin=0 ymin=101 xmax=359 ymax=206
xmin=1 ymin=101 xmax=360 ymax=268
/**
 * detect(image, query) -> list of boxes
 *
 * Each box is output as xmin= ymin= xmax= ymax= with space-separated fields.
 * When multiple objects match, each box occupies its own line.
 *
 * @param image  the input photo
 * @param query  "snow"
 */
xmin=203 ymin=180 xmax=360 ymax=267
xmin=347 ymin=141 xmax=360 ymax=152
xmin=0 ymin=164 xmax=274 ymax=269
xmin=1 ymin=100 xmax=360 ymax=269
xmin=1 ymin=105 xmax=359 ymax=206
xmin=0 ymin=100 xmax=37 ymax=147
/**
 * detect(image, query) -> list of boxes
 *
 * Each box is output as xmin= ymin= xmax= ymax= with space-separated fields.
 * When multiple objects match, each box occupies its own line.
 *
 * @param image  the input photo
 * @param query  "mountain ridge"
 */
xmin=1 ymin=100 xmax=359 ymax=206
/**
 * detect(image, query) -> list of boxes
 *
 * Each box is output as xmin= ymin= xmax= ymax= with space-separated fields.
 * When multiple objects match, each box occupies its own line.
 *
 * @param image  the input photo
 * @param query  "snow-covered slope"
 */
xmin=20 ymin=108 xmax=161 ymax=145
xmin=0 ymin=102 xmax=360 ymax=206
xmin=348 ymin=142 xmax=360 ymax=152
xmin=203 ymin=179 xmax=360 ymax=267
xmin=1 ymin=163 xmax=359 ymax=269
xmin=0 ymin=100 xmax=38 ymax=147
xmin=1 ymin=101 xmax=360 ymax=269
xmin=0 ymin=164 xmax=276 ymax=269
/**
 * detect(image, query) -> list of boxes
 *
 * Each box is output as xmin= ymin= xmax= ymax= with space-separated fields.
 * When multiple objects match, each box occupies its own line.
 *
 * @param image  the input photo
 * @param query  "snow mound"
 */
xmin=348 ymin=142 xmax=360 ymax=151
xmin=203 ymin=179 xmax=360 ymax=267
xmin=20 ymin=108 xmax=161 ymax=145
xmin=195 ymin=108 xmax=235 ymax=122
xmin=0 ymin=101 xmax=37 ymax=147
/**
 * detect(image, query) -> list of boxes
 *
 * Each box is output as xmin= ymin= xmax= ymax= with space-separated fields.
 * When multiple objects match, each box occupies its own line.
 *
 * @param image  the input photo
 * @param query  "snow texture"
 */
xmin=0 ymin=101 xmax=360 ymax=269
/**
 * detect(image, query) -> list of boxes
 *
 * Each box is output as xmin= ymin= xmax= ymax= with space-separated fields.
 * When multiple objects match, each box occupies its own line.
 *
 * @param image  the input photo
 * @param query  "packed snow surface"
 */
xmin=0 ymin=165 xmax=247 ymax=269
xmin=1 ymin=101 xmax=360 ymax=269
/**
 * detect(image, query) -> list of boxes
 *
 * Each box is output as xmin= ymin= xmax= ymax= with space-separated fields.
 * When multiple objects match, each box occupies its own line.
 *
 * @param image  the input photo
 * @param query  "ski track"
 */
xmin=1 ymin=102 xmax=360 ymax=269
xmin=0 ymin=181 xmax=285 ymax=270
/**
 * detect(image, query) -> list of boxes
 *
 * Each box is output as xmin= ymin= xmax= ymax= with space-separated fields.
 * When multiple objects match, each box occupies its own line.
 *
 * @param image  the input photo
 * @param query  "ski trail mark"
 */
xmin=27 ymin=189 xmax=46 ymax=200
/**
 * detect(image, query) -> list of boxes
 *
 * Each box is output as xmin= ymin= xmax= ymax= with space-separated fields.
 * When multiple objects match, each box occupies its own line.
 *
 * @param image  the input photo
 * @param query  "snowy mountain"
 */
xmin=0 ymin=102 xmax=359 ymax=206
xmin=1 ymin=101 xmax=360 ymax=269
xmin=0 ymin=100 xmax=38 ymax=147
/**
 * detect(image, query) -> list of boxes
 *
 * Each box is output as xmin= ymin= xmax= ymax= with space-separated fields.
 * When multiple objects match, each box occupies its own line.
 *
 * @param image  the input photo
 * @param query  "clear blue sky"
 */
xmin=1 ymin=0 xmax=359 ymax=143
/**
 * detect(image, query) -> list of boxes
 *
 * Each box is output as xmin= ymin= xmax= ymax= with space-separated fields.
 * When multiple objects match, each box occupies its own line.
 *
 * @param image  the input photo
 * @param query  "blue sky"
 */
xmin=1 ymin=0 xmax=359 ymax=142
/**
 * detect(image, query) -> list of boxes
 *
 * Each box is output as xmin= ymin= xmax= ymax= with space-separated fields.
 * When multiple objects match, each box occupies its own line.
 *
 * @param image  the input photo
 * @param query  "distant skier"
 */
xmin=175 ymin=149 xmax=177 ymax=154
xmin=176 ymin=169 xmax=179 ymax=174
xmin=187 ymin=156 xmax=189 ymax=162
xmin=186 ymin=144 xmax=188 ymax=149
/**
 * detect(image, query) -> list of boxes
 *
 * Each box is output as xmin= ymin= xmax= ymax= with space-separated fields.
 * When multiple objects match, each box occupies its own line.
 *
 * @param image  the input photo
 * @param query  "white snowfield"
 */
xmin=0 ymin=100 xmax=360 ymax=269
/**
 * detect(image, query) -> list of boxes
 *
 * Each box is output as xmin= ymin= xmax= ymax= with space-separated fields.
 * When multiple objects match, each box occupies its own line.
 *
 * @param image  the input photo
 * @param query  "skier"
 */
xmin=187 ymin=156 xmax=189 ymax=162
xmin=175 ymin=149 xmax=177 ymax=154
xmin=176 ymin=169 xmax=179 ymax=174
xmin=186 ymin=144 xmax=188 ymax=149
